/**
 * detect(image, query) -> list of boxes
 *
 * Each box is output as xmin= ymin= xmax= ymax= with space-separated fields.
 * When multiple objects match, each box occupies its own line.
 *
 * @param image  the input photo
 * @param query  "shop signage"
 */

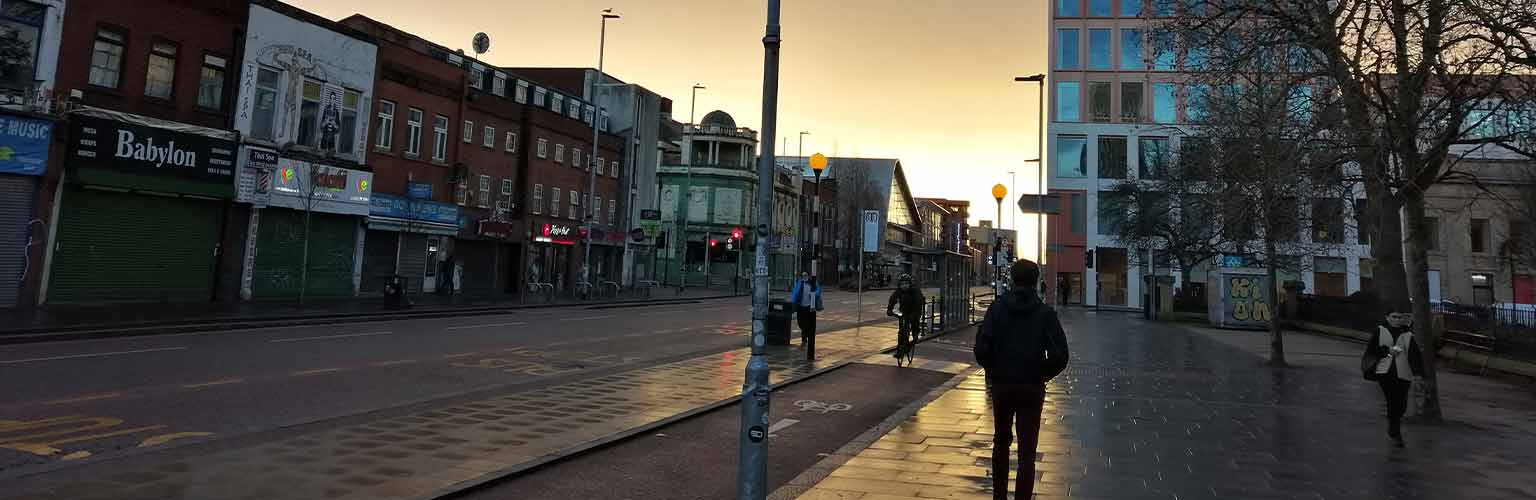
xmin=69 ymin=115 xmax=236 ymax=182
xmin=640 ymin=209 xmax=661 ymax=220
xmin=479 ymin=220 xmax=516 ymax=239
xmin=537 ymin=223 xmax=578 ymax=245
xmin=406 ymin=181 xmax=432 ymax=200
xmin=370 ymin=193 xmax=458 ymax=224
xmin=0 ymin=114 xmax=52 ymax=176
xmin=235 ymin=150 xmax=372 ymax=215
xmin=236 ymin=147 xmax=279 ymax=207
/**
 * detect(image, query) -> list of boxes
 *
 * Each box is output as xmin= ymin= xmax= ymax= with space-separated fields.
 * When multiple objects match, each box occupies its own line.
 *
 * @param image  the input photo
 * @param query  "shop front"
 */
xmin=0 ymin=112 xmax=52 ymax=307
xmin=467 ymin=218 xmax=521 ymax=295
xmin=235 ymin=147 xmax=372 ymax=299
xmin=363 ymin=192 xmax=458 ymax=295
xmin=527 ymin=220 xmax=579 ymax=293
xmin=47 ymin=110 xmax=237 ymax=304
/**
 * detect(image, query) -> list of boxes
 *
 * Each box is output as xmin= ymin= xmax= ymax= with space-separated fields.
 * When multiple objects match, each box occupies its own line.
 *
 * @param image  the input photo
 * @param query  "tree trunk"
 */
xmin=1364 ymin=180 xmax=1409 ymax=308
xmin=1266 ymin=238 xmax=1287 ymax=367
xmin=299 ymin=208 xmax=311 ymax=307
xmin=1402 ymin=191 xmax=1443 ymax=422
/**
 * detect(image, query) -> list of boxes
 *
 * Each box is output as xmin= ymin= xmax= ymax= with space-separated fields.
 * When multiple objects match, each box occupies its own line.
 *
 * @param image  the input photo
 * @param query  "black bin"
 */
xmin=766 ymin=299 xmax=794 ymax=345
xmin=384 ymin=275 xmax=412 ymax=310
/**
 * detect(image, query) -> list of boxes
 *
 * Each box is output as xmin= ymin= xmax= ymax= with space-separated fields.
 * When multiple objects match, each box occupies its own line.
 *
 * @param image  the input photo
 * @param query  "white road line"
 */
xmin=767 ymin=418 xmax=800 ymax=437
xmin=0 ymin=346 xmax=188 ymax=365
xmin=559 ymin=315 xmax=616 ymax=322
xmin=269 ymin=331 xmax=392 ymax=343
xmin=444 ymin=322 xmax=527 ymax=331
xmin=182 ymin=378 xmax=245 ymax=389
xmin=43 ymin=392 xmax=123 ymax=405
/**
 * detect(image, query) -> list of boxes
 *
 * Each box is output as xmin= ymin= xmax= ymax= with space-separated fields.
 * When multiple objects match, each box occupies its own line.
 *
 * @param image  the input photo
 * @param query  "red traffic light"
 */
xmin=709 ymin=239 xmax=717 ymax=247
xmin=731 ymin=228 xmax=742 ymax=239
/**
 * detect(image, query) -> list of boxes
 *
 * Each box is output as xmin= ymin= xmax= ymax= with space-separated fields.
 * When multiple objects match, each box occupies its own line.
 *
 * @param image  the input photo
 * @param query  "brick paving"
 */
xmin=796 ymin=310 xmax=1536 ymax=500
xmin=1 ymin=324 xmax=909 ymax=500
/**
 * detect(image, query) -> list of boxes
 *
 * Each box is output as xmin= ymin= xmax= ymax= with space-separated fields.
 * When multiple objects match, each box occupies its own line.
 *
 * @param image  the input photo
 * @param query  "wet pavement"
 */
xmin=0 ymin=322 xmax=920 ymax=500
xmin=793 ymin=309 xmax=1536 ymax=500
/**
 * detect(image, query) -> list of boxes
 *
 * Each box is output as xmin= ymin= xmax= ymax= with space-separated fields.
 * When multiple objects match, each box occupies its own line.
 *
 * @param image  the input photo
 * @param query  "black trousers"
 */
xmin=895 ymin=315 xmax=919 ymax=359
xmin=1378 ymin=378 xmax=1411 ymax=438
xmin=797 ymin=307 xmax=816 ymax=357
xmin=991 ymin=382 xmax=1046 ymax=500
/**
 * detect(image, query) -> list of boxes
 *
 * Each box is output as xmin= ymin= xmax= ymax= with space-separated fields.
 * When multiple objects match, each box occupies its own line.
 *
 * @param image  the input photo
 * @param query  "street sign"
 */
xmin=640 ymin=209 xmax=661 ymax=220
xmin=1016 ymin=194 xmax=1062 ymax=215
xmin=862 ymin=210 xmax=880 ymax=253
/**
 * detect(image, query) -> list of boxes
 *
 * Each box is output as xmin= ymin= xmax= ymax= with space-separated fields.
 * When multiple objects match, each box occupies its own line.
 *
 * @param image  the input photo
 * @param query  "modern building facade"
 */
xmin=1045 ymin=0 xmax=1368 ymax=308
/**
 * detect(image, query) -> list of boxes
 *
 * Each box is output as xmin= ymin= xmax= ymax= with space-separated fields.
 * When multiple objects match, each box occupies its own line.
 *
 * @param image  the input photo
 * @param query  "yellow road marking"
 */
xmin=137 ymin=432 xmax=213 ymax=448
xmin=0 ymin=417 xmax=123 ymax=443
xmin=41 ymin=393 xmax=122 ymax=406
xmin=373 ymin=359 xmax=419 ymax=367
xmin=181 ymin=379 xmax=245 ymax=389
xmin=292 ymin=368 xmax=344 ymax=376
xmin=37 ymin=425 xmax=166 ymax=446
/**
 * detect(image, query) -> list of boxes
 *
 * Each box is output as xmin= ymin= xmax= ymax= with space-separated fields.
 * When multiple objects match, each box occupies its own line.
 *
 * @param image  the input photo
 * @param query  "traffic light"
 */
xmin=709 ymin=239 xmax=717 ymax=248
xmin=731 ymin=227 xmax=743 ymax=240
xmin=1085 ymin=249 xmax=1095 ymax=269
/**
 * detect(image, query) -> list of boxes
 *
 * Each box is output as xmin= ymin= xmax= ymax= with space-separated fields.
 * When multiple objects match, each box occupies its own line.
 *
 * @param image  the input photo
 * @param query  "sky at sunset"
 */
xmin=290 ymin=0 xmax=1050 ymax=258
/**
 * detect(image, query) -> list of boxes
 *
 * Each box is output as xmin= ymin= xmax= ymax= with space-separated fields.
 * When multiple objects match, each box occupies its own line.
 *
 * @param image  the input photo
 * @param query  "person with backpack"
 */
xmin=974 ymin=259 xmax=1069 ymax=500
xmin=887 ymin=274 xmax=924 ymax=365
xmin=789 ymin=272 xmax=824 ymax=360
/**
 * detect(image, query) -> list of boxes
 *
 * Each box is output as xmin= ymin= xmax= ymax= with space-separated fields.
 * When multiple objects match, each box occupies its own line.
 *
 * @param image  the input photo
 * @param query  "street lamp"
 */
xmin=809 ymin=153 xmax=827 ymax=278
xmin=678 ymin=83 xmax=706 ymax=289
xmin=992 ymin=183 xmax=1007 ymax=297
xmin=798 ymin=131 xmax=810 ymax=157
xmin=1015 ymin=74 xmax=1046 ymax=289
xmin=582 ymin=8 xmax=621 ymax=295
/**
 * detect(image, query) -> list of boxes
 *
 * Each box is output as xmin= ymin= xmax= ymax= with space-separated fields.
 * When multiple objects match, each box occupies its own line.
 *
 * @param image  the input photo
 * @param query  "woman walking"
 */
xmin=1364 ymin=306 xmax=1424 ymax=447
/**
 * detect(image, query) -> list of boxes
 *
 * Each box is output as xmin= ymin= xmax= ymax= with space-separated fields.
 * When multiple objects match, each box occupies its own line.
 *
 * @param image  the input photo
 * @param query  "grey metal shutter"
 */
xmin=0 ymin=175 xmax=35 ymax=307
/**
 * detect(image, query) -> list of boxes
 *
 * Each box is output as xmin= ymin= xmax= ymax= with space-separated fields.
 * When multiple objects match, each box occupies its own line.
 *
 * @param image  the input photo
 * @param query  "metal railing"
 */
xmin=524 ymin=282 xmax=555 ymax=303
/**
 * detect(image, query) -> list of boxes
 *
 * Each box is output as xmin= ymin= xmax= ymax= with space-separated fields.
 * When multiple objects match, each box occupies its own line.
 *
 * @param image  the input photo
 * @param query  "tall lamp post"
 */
xmin=992 ymin=183 xmax=1007 ymax=298
xmin=809 ymin=153 xmax=827 ymax=278
xmin=798 ymin=131 xmax=809 ymax=157
xmin=583 ymin=8 xmax=621 ymax=293
xmin=1015 ymin=74 xmax=1046 ymax=270
xmin=739 ymin=0 xmax=780 ymax=496
xmin=675 ymin=83 xmax=705 ymax=289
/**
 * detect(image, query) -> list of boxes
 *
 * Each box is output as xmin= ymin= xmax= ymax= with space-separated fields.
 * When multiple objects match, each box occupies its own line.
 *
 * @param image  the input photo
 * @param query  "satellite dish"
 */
xmin=472 ymin=32 xmax=490 ymax=55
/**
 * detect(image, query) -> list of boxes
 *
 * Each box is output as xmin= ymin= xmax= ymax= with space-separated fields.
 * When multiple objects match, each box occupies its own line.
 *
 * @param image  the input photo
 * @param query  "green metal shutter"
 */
xmin=252 ymin=210 xmax=357 ymax=298
xmin=48 ymin=188 xmax=221 ymax=304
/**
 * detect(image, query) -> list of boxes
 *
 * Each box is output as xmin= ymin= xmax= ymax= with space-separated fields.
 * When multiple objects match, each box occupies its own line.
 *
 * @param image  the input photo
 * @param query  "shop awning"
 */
xmin=366 ymin=216 xmax=459 ymax=236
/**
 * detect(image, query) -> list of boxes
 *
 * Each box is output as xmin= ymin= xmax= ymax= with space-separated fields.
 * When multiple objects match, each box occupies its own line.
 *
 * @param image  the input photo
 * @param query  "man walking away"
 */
xmin=887 ymin=274 xmax=924 ymax=365
xmin=974 ymin=259 xmax=1069 ymax=500
xmin=790 ymin=272 xmax=823 ymax=360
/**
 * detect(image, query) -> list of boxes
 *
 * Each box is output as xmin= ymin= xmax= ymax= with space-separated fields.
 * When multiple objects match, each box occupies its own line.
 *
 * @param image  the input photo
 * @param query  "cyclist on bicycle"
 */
xmin=887 ymin=274 xmax=925 ymax=365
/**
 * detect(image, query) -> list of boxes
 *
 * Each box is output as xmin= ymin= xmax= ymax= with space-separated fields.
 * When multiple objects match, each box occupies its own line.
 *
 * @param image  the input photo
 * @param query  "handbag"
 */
xmin=1360 ymin=347 xmax=1383 ymax=381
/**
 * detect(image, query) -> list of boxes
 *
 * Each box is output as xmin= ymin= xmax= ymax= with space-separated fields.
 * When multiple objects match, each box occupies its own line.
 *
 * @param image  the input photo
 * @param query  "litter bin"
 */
xmin=766 ymin=299 xmax=794 ymax=345
xmin=384 ymin=275 xmax=412 ymax=310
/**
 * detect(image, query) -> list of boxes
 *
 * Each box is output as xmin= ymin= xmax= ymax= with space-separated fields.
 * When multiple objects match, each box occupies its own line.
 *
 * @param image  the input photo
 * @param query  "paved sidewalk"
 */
xmin=795 ymin=311 xmax=1536 ymax=500
xmin=0 ymin=322 xmax=917 ymax=500
xmin=0 ymin=287 xmax=741 ymax=336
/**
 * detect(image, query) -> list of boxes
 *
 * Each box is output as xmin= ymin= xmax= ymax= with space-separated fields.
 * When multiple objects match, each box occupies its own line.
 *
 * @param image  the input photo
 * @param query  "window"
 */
xmin=1472 ymin=218 xmax=1490 ymax=253
xmin=1185 ymin=33 xmax=1210 ymax=70
xmin=374 ymin=100 xmax=395 ymax=150
xmin=433 ymin=115 xmax=449 ymax=161
xmin=1057 ymin=0 xmax=1080 ymax=16
xmin=505 ymin=132 xmax=517 ymax=152
xmin=501 ymin=178 xmax=514 ymax=197
xmin=599 ymin=112 xmax=609 ymax=132
xmin=89 ymin=27 xmax=126 ymax=88
xmin=516 ymin=81 xmax=529 ymax=104
xmin=463 ymin=120 xmax=474 ymax=143
xmin=1056 ymin=29 xmax=1080 ymax=70
xmin=252 ymin=67 xmax=280 ymax=140
xmin=1423 ymin=216 xmax=1439 ymax=250
xmin=1070 ymin=193 xmax=1087 ymax=234
xmin=1056 ymin=81 xmax=1080 ymax=122
xmin=1289 ymin=85 xmax=1315 ymax=124
xmin=568 ymin=101 xmax=580 ymax=120
xmin=1098 ymin=191 xmax=1127 ymax=235
xmin=1121 ymin=82 xmax=1144 ymax=122
xmin=1119 ymin=29 xmax=1144 ymax=70
xmin=532 ymin=184 xmax=544 ymax=214
xmin=0 ymin=2 xmax=45 ymax=93
xmin=572 ymin=149 xmax=582 ymax=170
xmin=1152 ymin=30 xmax=1176 ymax=70
xmin=297 ymin=80 xmax=322 ymax=147
xmin=611 ymin=160 xmax=619 ymax=178
xmin=1088 ymin=29 xmax=1112 ymax=70
xmin=455 ymin=179 xmax=468 ymax=206
xmin=595 ymin=155 xmax=604 ymax=175
xmin=1185 ymin=84 xmax=1210 ymax=123
xmin=1088 ymin=0 xmax=1112 ymax=16
xmin=1098 ymin=137 xmax=1128 ymax=179
xmin=1472 ymin=274 xmax=1494 ymax=305
xmin=609 ymin=199 xmax=617 ymax=225
xmin=469 ymin=65 xmax=484 ymax=90
xmin=1088 ymin=82 xmax=1111 ymax=122
xmin=1138 ymin=137 xmax=1169 ymax=178
xmin=552 ymin=94 xmax=564 ymax=114
xmin=483 ymin=126 xmax=495 ymax=148
xmin=492 ymin=72 xmax=506 ymax=96
xmin=1312 ymin=199 xmax=1345 ymax=243
xmin=533 ymin=86 xmax=547 ymax=107
xmin=1154 ymin=0 xmax=1175 ymax=16
xmin=1354 ymin=199 xmax=1373 ymax=245
xmin=1466 ymin=110 xmax=1498 ymax=138
xmin=551 ymin=187 xmax=561 ymax=216
xmin=537 ymin=138 xmax=548 ymax=159
xmin=406 ymin=108 xmax=423 ymax=155
xmin=478 ymin=175 xmax=491 ymax=209
xmin=1153 ymin=83 xmax=1177 ymax=123
xmin=555 ymin=143 xmax=565 ymax=164
xmin=569 ymin=190 xmax=579 ymax=220
xmin=584 ymin=105 xmax=595 ymax=124
xmin=197 ymin=54 xmax=227 ymax=109
xmin=338 ymin=89 xmax=361 ymax=155
xmin=1120 ymin=0 xmax=1142 ymax=16
xmin=143 ymin=41 xmax=178 ymax=99
xmin=1057 ymin=136 xmax=1087 ymax=177
xmin=594 ymin=195 xmax=603 ymax=224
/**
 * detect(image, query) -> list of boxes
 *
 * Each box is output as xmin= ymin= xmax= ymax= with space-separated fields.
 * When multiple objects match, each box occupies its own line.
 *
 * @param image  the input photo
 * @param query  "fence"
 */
xmin=1298 ymin=295 xmax=1536 ymax=362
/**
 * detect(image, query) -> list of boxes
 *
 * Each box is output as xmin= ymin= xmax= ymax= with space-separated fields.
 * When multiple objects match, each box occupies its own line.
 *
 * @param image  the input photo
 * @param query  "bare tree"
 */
xmin=1156 ymin=0 xmax=1536 ymax=422
xmin=828 ymin=159 xmax=885 ymax=289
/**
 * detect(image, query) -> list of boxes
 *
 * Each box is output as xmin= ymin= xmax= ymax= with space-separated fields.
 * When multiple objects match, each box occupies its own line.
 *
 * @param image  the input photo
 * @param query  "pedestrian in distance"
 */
xmin=789 ymin=272 xmax=824 ymax=360
xmin=1361 ymin=304 xmax=1424 ymax=448
xmin=887 ymin=274 xmax=924 ymax=366
xmin=974 ymin=259 xmax=1069 ymax=500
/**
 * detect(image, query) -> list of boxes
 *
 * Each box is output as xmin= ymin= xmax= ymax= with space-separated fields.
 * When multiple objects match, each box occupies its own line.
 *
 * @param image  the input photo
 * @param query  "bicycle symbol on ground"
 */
xmin=794 ymin=399 xmax=853 ymax=414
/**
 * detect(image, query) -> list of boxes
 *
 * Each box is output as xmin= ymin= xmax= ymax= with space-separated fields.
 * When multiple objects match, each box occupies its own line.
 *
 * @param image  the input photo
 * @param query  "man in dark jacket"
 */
xmin=974 ymin=259 xmax=1069 ymax=500
xmin=887 ymin=274 xmax=924 ymax=365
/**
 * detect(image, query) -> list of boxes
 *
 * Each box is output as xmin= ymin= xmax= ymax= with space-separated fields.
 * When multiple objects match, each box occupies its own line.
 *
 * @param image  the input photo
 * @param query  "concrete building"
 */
xmin=655 ymin=110 xmax=758 ymax=289
xmin=1424 ymin=144 xmax=1536 ymax=306
xmin=1045 ymin=0 xmax=1368 ymax=308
